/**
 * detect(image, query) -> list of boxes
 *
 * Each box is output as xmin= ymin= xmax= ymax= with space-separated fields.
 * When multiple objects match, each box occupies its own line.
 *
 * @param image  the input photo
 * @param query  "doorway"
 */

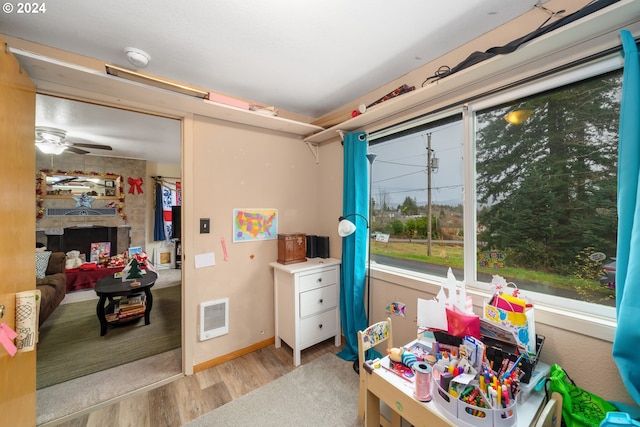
xmin=34 ymin=94 xmax=183 ymax=424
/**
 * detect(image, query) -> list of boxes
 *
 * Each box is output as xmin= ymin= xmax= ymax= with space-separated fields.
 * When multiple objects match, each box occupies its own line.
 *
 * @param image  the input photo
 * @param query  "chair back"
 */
xmin=357 ymin=318 xmax=393 ymax=421
xmin=535 ymin=391 xmax=563 ymax=427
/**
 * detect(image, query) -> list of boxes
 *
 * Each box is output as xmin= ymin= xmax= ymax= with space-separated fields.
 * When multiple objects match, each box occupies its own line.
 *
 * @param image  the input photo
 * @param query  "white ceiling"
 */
xmin=36 ymin=94 xmax=182 ymax=164
xmin=0 ymin=0 xmax=555 ymax=162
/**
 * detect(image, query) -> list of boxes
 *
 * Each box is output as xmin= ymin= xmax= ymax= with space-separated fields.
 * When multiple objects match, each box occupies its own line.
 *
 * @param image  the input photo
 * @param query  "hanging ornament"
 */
xmin=73 ymin=192 xmax=95 ymax=208
xmin=128 ymin=177 xmax=144 ymax=194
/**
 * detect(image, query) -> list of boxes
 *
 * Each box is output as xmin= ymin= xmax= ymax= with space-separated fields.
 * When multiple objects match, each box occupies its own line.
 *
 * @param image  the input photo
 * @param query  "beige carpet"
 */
xmin=185 ymin=353 xmax=362 ymax=427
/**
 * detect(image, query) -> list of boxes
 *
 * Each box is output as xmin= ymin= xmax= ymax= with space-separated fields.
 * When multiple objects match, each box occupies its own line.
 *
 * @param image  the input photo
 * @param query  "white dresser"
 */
xmin=270 ymin=258 xmax=341 ymax=366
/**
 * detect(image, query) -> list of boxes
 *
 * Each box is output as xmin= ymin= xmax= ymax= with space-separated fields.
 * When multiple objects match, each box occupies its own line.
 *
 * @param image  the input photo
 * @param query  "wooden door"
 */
xmin=0 ymin=36 xmax=37 ymax=426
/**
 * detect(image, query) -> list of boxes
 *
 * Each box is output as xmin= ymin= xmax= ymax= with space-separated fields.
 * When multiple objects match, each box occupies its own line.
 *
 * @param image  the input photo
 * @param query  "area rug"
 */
xmin=37 ymin=283 xmax=181 ymax=389
xmin=186 ymin=353 xmax=362 ymax=427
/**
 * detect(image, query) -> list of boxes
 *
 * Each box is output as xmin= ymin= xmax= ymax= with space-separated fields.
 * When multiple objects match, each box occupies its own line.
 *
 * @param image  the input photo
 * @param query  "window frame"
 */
xmin=368 ymin=54 xmax=624 ymax=342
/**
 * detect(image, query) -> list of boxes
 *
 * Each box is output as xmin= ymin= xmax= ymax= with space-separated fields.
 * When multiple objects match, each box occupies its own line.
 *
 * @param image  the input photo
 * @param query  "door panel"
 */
xmin=0 ymin=36 xmax=37 ymax=426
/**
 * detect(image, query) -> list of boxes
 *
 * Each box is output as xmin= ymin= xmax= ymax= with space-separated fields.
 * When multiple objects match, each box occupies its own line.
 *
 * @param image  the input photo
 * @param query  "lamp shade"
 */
xmin=338 ymin=219 xmax=357 ymax=237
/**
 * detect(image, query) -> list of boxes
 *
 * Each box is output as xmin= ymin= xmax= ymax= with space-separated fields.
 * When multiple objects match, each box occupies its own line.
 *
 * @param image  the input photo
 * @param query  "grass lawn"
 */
xmin=370 ymin=241 xmax=614 ymax=301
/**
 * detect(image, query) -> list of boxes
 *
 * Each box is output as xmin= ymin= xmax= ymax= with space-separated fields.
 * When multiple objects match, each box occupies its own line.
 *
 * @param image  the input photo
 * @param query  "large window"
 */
xmin=369 ymin=115 xmax=464 ymax=280
xmin=369 ymin=66 xmax=621 ymax=310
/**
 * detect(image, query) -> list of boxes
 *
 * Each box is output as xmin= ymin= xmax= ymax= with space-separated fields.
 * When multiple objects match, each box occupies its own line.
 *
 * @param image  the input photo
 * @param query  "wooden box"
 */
xmin=277 ymin=233 xmax=307 ymax=264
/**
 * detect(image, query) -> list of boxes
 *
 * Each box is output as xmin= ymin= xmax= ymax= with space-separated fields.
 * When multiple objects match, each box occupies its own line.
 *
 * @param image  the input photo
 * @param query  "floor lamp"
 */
xmin=337 ymin=152 xmax=377 ymax=373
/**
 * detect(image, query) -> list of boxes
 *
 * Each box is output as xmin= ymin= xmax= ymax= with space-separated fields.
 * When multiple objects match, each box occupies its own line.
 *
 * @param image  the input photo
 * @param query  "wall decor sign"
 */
xmin=232 ymin=208 xmax=278 ymax=242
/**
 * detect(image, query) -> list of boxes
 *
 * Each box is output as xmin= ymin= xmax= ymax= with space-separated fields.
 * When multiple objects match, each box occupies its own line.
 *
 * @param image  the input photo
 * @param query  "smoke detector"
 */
xmin=124 ymin=47 xmax=150 ymax=68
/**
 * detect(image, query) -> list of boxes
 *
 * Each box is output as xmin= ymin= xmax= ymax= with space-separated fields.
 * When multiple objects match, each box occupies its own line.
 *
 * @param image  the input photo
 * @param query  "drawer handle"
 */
xmin=319 ymin=298 xmax=324 ymax=304
xmin=316 ymin=277 xmax=322 ymax=283
xmin=318 ymin=324 xmax=323 ymax=329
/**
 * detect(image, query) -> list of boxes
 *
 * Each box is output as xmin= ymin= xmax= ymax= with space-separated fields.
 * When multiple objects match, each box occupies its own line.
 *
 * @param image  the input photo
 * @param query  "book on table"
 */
xmin=107 ymin=294 xmax=147 ymax=322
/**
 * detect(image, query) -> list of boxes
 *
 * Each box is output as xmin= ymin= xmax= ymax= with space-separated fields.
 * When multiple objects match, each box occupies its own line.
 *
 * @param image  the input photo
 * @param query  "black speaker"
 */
xmin=316 ymin=236 xmax=330 ymax=258
xmin=306 ymin=235 xmax=317 ymax=258
xmin=171 ymin=206 xmax=182 ymax=239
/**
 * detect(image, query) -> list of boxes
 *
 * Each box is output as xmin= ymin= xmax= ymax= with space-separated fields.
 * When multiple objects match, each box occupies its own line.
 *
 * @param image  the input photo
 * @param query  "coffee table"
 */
xmin=94 ymin=270 xmax=158 ymax=336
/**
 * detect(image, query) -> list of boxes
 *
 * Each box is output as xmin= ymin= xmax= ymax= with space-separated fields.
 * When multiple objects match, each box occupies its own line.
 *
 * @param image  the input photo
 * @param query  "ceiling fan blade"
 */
xmin=71 ymin=142 xmax=113 ymax=150
xmin=66 ymin=146 xmax=90 ymax=155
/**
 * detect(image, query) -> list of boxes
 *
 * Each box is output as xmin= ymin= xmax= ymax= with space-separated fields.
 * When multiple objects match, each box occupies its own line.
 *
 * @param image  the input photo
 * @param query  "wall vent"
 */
xmin=199 ymin=298 xmax=229 ymax=341
xmin=46 ymin=207 xmax=117 ymax=217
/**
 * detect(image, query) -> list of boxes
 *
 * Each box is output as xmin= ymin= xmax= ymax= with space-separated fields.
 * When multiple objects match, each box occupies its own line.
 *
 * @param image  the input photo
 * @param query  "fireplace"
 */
xmin=46 ymin=226 xmax=131 ymax=259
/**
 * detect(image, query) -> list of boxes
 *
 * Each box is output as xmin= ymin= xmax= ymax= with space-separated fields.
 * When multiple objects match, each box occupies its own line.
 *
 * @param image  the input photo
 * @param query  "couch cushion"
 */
xmin=36 ymin=251 xmax=52 ymax=279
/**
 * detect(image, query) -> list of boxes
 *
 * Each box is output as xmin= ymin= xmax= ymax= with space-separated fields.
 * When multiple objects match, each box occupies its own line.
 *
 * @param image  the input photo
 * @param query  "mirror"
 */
xmin=38 ymin=170 xmax=123 ymax=199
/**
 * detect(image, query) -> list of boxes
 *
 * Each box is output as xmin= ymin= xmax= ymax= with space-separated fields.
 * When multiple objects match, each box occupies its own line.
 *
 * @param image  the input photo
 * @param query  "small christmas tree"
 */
xmin=126 ymin=259 xmax=144 ymax=279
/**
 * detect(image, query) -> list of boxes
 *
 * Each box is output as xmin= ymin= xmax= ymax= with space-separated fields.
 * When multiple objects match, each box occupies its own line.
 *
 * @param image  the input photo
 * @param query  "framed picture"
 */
xmin=104 ymin=180 xmax=115 ymax=188
xmin=90 ymin=242 xmax=111 ymax=262
xmin=128 ymin=246 xmax=143 ymax=257
xmin=105 ymin=188 xmax=116 ymax=197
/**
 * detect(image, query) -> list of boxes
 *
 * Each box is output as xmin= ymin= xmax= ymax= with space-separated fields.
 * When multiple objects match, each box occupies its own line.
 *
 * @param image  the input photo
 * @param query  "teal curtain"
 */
xmin=613 ymin=29 xmax=640 ymax=405
xmin=337 ymin=132 xmax=369 ymax=362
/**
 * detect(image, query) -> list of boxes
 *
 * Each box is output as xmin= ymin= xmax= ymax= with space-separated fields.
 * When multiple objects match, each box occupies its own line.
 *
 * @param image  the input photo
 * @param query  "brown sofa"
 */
xmin=36 ymin=252 xmax=66 ymax=326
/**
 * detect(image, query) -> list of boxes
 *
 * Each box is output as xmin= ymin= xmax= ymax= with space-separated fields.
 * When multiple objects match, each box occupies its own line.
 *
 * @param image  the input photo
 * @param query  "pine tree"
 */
xmin=476 ymin=72 xmax=620 ymax=273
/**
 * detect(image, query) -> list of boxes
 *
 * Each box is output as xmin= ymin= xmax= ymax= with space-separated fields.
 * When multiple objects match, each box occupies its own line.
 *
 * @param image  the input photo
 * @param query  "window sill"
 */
xmin=370 ymin=264 xmax=616 ymax=343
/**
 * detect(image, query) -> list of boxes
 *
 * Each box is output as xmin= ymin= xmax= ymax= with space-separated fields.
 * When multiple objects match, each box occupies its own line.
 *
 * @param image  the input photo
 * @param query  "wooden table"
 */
xmin=94 ymin=271 xmax=157 ymax=336
xmin=365 ymin=342 xmax=546 ymax=427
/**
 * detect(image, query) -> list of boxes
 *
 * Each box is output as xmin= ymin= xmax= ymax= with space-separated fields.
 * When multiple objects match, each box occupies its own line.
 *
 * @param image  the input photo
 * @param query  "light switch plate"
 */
xmin=200 ymin=218 xmax=210 ymax=233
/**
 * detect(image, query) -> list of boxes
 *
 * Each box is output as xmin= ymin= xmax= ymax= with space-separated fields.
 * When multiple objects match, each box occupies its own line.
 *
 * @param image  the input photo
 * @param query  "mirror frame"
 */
xmin=36 ymin=169 xmax=126 ymax=219
xmin=38 ymin=170 xmax=123 ymax=199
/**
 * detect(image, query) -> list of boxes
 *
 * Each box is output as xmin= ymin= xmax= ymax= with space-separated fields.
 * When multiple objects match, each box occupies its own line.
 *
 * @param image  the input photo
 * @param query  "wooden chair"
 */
xmin=535 ymin=391 xmax=563 ymax=427
xmin=357 ymin=318 xmax=399 ymax=426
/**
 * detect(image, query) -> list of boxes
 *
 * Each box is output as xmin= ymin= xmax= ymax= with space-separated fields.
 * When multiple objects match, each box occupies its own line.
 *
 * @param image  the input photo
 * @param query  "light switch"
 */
xmin=200 ymin=218 xmax=210 ymax=233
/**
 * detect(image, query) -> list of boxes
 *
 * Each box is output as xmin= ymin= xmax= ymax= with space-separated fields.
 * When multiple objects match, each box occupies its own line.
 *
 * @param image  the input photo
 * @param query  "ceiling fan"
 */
xmin=35 ymin=126 xmax=113 ymax=155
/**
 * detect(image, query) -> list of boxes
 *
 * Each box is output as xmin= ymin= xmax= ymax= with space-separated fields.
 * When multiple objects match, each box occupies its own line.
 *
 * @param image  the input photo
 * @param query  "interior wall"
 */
xmin=184 ymin=116 xmax=322 ymax=365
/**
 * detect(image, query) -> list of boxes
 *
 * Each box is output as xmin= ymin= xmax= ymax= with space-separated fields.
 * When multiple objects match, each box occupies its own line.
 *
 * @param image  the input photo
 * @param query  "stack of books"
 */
xmin=106 ymin=293 xmax=146 ymax=322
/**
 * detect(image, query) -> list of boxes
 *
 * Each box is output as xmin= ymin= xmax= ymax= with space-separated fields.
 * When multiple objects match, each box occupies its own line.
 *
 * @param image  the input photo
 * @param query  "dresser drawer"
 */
xmin=299 ymin=284 xmax=337 ymax=318
xmin=299 ymin=267 xmax=337 ymax=292
xmin=300 ymin=309 xmax=338 ymax=347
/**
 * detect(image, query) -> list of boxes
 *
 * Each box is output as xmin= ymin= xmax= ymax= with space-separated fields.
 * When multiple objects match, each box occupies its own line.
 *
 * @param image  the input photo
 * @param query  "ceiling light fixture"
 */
xmin=36 ymin=142 xmax=68 ymax=155
xmin=105 ymin=64 xmax=209 ymax=99
xmin=35 ymin=126 xmax=68 ymax=154
xmin=124 ymin=47 xmax=151 ymax=68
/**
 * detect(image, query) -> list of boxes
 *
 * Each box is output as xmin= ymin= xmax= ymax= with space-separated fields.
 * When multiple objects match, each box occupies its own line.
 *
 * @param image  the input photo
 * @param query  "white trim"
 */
xmin=469 ymin=55 xmax=624 ymax=112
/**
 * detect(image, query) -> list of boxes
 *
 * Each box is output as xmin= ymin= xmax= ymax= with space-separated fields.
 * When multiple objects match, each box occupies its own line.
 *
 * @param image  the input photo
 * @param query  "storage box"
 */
xmin=483 ymin=334 xmax=545 ymax=383
xmin=277 ymin=233 xmax=306 ymax=265
xmin=432 ymin=376 xmax=518 ymax=427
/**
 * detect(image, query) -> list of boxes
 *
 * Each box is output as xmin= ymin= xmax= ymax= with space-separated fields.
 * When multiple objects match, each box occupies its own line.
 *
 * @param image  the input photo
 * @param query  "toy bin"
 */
xmin=600 ymin=412 xmax=640 ymax=426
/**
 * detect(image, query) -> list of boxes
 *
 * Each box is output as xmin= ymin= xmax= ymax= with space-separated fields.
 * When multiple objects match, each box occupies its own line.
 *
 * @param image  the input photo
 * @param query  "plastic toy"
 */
xmin=388 ymin=347 xmax=418 ymax=369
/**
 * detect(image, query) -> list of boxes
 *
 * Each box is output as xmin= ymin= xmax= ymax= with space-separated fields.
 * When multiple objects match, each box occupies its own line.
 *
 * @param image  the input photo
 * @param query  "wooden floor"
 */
xmin=55 ymin=339 xmax=346 ymax=427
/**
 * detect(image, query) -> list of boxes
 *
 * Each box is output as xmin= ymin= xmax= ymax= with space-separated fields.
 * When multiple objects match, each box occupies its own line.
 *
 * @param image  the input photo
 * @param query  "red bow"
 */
xmin=128 ymin=177 xmax=143 ymax=194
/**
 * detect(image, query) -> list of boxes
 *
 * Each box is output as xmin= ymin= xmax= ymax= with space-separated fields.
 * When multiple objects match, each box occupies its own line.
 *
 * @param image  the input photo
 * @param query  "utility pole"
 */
xmin=427 ymin=133 xmax=432 ymax=257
